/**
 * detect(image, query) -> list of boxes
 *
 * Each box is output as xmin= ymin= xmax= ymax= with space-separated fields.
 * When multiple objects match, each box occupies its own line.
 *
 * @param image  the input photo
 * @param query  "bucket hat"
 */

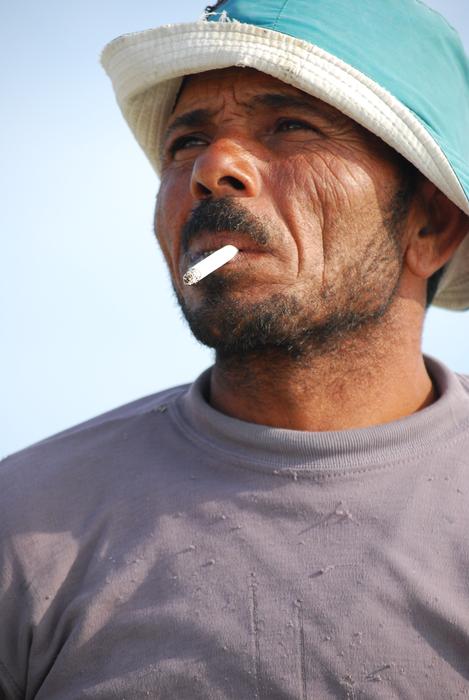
xmin=101 ymin=0 xmax=469 ymax=310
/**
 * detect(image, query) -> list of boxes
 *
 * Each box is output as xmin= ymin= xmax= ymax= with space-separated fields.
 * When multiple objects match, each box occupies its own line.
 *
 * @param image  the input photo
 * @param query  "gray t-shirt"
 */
xmin=1 ymin=356 xmax=469 ymax=699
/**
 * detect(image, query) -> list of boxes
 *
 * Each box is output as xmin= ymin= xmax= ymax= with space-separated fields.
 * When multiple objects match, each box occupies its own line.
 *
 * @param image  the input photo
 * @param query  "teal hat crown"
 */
xmin=207 ymin=0 xmax=469 ymax=206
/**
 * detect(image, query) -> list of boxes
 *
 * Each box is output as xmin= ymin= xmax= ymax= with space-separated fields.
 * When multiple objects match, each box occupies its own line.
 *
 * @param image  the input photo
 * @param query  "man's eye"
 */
xmin=275 ymin=119 xmax=320 ymax=134
xmin=169 ymin=135 xmax=207 ymax=155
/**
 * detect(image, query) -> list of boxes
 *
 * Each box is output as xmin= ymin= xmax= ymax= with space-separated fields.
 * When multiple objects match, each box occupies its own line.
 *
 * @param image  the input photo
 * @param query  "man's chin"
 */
xmin=175 ymin=280 xmax=399 ymax=362
xmin=178 ymin=289 xmax=298 ymax=354
xmin=178 ymin=291 xmax=335 ymax=360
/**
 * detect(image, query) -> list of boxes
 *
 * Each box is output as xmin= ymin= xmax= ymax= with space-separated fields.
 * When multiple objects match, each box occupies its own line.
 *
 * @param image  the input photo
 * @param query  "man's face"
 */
xmin=155 ymin=68 xmax=415 ymax=358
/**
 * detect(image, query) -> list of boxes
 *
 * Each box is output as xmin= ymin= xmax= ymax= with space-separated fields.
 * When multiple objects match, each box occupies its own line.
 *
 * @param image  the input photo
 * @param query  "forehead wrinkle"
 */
xmin=166 ymin=91 xmax=350 ymax=138
xmin=246 ymin=92 xmax=351 ymax=127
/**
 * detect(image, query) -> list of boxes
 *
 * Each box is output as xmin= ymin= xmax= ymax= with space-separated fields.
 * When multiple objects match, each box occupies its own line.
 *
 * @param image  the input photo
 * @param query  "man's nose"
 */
xmin=190 ymin=139 xmax=261 ymax=200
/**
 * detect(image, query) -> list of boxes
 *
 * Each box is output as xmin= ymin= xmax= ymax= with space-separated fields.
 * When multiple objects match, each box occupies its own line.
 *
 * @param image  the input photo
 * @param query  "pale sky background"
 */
xmin=2 ymin=1 xmax=468 ymax=458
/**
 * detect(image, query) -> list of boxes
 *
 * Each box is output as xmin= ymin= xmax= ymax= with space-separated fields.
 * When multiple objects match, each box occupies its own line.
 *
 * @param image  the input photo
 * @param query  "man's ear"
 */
xmin=404 ymin=179 xmax=468 ymax=281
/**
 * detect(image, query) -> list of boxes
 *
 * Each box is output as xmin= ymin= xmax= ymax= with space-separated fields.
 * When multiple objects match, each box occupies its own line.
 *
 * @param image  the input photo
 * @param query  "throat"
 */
xmin=209 ymin=334 xmax=435 ymax=431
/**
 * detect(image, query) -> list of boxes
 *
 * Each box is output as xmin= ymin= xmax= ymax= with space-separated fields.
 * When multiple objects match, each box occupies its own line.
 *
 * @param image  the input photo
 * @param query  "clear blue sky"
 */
xmin=2 ymin=0 xmax=468 ymax=457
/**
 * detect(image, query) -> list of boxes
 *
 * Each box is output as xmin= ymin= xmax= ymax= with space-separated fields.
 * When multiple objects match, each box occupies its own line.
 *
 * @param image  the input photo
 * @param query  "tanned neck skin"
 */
xmin=209 ymin=297 xmax=435 ymax=431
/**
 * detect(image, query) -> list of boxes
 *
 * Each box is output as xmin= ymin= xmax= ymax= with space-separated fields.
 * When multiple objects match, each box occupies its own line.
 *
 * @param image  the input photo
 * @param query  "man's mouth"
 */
xmin=183 ymin=244 xmax=240 ymax=286
xmin=185 ymin=231 xmax=271 ymax=266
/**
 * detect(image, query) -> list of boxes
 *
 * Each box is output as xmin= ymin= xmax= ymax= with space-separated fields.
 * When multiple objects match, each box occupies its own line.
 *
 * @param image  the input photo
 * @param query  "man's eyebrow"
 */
xmin=247 ymin=92 xmax=347 ymax=125
xmin=162 ymin=108 xmax=216 ymax=147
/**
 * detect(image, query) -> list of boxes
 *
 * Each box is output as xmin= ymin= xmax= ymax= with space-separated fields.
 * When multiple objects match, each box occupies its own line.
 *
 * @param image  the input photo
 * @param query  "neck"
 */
xmin=209 ymin=300 xmax=435 ymax=431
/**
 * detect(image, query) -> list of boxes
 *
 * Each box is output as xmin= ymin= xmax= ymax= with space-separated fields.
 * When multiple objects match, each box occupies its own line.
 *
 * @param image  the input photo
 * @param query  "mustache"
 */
xmin=181 ymin=197 xmax=271 ymax=253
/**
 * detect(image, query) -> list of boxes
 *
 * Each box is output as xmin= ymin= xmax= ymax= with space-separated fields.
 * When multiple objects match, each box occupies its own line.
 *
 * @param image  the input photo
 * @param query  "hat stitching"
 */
xmin=272 ymin=0 xmax=292 ymax=31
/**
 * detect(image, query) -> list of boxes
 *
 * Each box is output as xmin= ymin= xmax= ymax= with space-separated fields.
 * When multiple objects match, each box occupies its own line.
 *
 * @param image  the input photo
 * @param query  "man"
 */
xmin=1 ymin=0 xmax=469 ymax=697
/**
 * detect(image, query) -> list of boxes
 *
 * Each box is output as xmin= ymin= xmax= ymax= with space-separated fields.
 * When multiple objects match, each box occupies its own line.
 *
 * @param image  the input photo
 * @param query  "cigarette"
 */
xmin=183 ymin=244 xmax=239 ymax=285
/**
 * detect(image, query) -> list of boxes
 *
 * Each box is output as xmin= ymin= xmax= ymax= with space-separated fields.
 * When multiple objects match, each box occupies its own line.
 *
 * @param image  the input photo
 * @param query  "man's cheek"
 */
xmin=155 ymin=187 xmax=181 ymax=264
xmin=154 ymin=209 xmax=176 ymax=277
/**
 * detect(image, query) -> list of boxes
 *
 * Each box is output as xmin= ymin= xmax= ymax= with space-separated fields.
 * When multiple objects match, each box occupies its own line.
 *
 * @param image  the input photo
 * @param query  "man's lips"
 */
xmin=184 ymin=232 xmax=270 ymax=266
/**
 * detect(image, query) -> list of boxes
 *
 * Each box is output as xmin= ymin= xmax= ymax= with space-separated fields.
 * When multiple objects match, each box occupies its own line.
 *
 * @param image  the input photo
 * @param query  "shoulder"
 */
xmin=12 ymin=382 xmax=188 ymax=454
xmin=3 ymin=381 xmax=188 ymax=456
xmin=0 ymin=382 xmax=190 ymax=525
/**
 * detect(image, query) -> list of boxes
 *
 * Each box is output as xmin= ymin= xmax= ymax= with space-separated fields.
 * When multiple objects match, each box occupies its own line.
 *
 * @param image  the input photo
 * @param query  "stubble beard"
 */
xmin=171 ymin=183 xmax=414 ymax=363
